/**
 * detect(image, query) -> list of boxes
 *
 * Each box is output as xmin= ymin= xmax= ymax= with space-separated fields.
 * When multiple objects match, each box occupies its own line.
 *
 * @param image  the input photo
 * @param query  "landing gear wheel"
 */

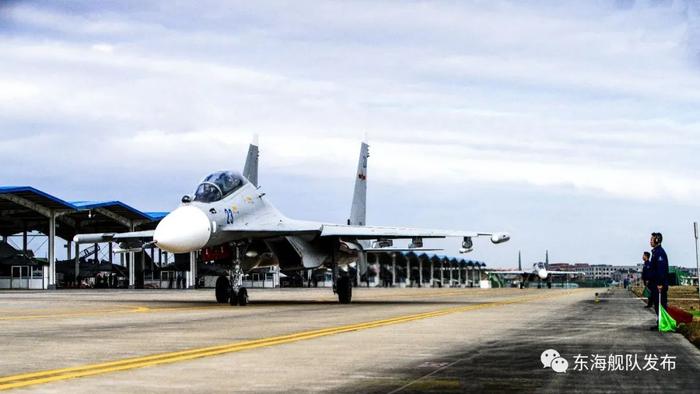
xmin=337 ymin=276 xmax=352 ymax=304
xmin=547 ymin=281 xmax=552 ymax=289
xmin=237 ymin=287 xmax=248 ymax=306
xmin=215 ymin=275 xmax=230 ymax=303
xmin=229 ymin=289 xmax=239 ymax=306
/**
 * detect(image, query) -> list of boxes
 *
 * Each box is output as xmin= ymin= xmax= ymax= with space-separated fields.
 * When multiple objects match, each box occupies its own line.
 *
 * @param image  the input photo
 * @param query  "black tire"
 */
xmin=229 ymin=289 xmax=239 ymax=306
xmin=238 ymin=287 xmax=248 ymax=306
xmin=337 ymin=276 xmax=352 ymax=304
xmin=215 ymin=276 xmax=230 ymax=303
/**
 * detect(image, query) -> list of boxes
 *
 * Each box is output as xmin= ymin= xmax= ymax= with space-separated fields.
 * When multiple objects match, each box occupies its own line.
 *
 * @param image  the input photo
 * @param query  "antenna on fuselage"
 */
xmin=243 ymin=134 xmax=259 ymax=187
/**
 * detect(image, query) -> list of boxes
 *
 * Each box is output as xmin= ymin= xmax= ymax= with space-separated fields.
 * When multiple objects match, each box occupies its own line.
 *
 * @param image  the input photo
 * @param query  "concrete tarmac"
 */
xmin=0 ymin=287 xmax=698 ymax=393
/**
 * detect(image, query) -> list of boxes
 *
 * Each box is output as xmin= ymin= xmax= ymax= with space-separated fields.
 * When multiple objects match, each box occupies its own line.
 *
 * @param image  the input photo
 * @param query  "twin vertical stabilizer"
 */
xmin=518 ymin=250 xmax=522 ymax=271
xmin=349 ymin=142 xmax=369 ymax=226
xmin=243 ymin=135 xmax=259 ymax=187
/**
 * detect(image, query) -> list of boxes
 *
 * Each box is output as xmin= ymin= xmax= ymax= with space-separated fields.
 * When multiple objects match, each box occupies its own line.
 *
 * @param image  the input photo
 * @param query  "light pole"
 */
xmin=694 ymin=222 xmax=700 ymax=301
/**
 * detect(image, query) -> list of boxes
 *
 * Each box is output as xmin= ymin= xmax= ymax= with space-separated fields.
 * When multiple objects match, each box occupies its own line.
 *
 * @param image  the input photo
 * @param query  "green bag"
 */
xmin=642 ymin=287 xmax=650 ymax=298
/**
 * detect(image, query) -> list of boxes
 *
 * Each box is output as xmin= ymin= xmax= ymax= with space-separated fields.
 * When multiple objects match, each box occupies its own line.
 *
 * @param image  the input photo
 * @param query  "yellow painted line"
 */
xmin=0 ymin=305 xmax=232 ymax=321
xmin=0 ymin=289 xmax=584 ymax=391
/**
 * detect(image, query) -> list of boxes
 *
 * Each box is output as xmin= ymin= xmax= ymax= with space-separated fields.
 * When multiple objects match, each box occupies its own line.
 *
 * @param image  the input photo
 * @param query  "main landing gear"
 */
xmin=215 ymin=243 xmax=249 ymax=306
xmin=330 ymin=246 xmax=352 ymax=304
xmin=336 ymin=276 xmax=352 ymax=304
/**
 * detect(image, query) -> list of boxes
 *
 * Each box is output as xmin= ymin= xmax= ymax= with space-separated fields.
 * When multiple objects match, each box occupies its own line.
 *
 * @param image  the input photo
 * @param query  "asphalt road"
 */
xmin=0 ymin=287 xmax=698 ymax=393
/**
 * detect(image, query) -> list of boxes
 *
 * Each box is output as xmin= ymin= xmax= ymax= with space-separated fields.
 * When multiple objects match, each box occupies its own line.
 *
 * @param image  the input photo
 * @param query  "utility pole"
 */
xmin=694 ymin=222 xmax=700 ymax=301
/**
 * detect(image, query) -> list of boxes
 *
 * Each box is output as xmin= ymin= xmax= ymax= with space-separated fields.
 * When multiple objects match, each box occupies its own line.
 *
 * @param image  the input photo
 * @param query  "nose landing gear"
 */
xmin=215 ymin=275 xmax=230 ymax=303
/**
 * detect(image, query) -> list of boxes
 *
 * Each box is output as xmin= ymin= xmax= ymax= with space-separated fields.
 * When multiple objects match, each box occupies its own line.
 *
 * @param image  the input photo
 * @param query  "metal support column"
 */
xmin=149 ymin=245 xmax=154 ymax=280
xmin=458 ymin=264 xmax=462 ymax=287
xmin=406 ymin=258 xmax=410 ymax=287
xmin=48 ymin=210 xmax=56 ymax=290
xmin=22 ymin=225 xmax=28 ymax=254
xmin=74 ymin=242 xmax=79 ymax=285
xmin=140 ymin=251 xmax=146 ymax=288
xmin=448 ymin=263 xmax=453 ymax=287
xmin=440 ymin=261 xmax=444 ymax=287
xmin=128 ymin=222 xmax=135 ymax=289
xmin=128 ymin=251 xmax=135 ymax=289
xmin=108 ymin=243 xmax=113 ymax=265
xmin=418 ymin=259 xmax=423 ymax=287
xmin=430 ymin=261 xmax=434 ymax=287
xmin=188 ymin=251 xmax=196 ymax=289
xmin=391 ymin=253 xmax=396 ymax=287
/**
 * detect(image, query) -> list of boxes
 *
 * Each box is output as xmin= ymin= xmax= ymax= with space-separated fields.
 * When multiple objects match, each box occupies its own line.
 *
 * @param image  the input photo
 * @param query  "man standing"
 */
xmin=648 ymin=232 xmax=669 ymax=330
xmin=641 ymin=251 xmax=652 ymax=308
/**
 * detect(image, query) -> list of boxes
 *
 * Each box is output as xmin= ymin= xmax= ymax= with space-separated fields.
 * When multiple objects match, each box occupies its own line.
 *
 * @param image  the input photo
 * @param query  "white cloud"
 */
xmin=2 ymin=1 xmax=700 ymax=265
xmin=91 ymin=43 xmax=114 ymax=53
xmin=0 ymin=80 xmax=40 ymax=101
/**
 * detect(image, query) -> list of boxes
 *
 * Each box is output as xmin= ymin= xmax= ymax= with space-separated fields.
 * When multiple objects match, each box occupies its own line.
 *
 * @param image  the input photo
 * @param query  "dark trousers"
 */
xmin=651 ymin=285 xmax=668 ymax=319
xmin=646 ymin=282 xmax=653 ymax=306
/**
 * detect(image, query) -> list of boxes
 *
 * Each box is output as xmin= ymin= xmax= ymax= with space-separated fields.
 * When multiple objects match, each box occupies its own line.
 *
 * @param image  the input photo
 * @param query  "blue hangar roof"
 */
xmin=0 ymin=186 xmax=166 ymax=238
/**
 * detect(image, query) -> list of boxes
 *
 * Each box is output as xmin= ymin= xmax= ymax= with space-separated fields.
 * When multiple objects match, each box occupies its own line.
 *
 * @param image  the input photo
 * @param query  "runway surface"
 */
xmin=0 ymin=287 xmax=698 ymax=393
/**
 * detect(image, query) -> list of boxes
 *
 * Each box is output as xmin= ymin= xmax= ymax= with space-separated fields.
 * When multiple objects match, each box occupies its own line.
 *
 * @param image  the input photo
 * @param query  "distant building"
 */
xmin=548 ymin=262 xmax=637 ymax=281
xmin=548 ymin=262 xmax=698 ymax=285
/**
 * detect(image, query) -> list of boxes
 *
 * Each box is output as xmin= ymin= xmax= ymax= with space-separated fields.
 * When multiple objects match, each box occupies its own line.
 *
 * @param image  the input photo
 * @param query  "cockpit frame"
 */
xmin=193 ymin=171 xmax=247 ymax=203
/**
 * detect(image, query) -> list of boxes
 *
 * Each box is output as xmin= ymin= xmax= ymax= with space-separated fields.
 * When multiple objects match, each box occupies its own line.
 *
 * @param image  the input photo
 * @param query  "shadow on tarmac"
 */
xmin=333 ymin=288 xmax=700 ymax=393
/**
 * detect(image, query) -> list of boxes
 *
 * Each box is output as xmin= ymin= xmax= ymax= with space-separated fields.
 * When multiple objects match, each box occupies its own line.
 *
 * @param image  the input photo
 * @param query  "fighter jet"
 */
xmin=489 ymin=250 xmax=580 ymax=288
xmin=75 ymin=139 xmax=510 ymax=305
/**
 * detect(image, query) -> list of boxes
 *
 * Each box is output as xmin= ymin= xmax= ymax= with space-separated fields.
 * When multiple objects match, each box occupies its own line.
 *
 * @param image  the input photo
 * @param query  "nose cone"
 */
xmin=539 ymin=269 xmax=548 ymax=280
xmin=154 ymin=206 xmax=211 ymax=253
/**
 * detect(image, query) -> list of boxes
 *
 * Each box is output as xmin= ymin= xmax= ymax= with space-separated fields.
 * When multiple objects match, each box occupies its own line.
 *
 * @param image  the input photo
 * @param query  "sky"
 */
xmin=2 ymin=0 xmax=700 ymax=267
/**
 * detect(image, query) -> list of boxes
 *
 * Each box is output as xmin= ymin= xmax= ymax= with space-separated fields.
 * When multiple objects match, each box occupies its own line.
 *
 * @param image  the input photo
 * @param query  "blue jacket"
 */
xmin=641 ymin=260 xmax=651 ymax=282
xmin=649 ymin=245 xmax=669 ymax=286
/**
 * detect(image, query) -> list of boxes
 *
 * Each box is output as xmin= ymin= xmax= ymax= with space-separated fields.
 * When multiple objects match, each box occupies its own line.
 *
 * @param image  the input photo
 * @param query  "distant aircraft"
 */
xmin=489 ymin=250 xmax=579 ymax=288
xmin=75 ymin=139 xmax=510 ymax=305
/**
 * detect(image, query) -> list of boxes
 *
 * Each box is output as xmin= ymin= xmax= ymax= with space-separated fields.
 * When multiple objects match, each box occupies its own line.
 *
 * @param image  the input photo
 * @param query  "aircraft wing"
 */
xmin=221 ymin=221 xmax=508 ymax=243
xmin=319 ymin=224 xmax=509 ymax=243
xmin=547 ymin=271 xmax=581 ymax=275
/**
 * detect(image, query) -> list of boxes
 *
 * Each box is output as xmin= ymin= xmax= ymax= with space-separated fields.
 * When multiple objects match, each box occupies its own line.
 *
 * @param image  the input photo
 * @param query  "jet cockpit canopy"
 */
xmin=193 ymin=171 xmax=246 ymax=203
